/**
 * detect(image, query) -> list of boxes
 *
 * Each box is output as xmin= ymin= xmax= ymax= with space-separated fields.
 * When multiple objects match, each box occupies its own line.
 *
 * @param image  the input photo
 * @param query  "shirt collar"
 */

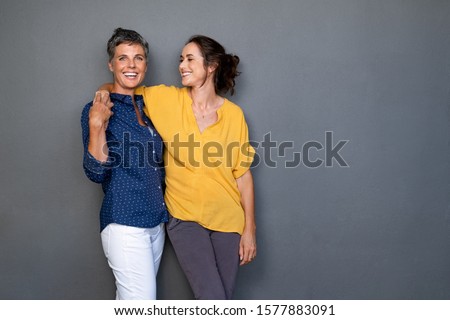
xmin=109 ymin=93 xmax=144 ymax=106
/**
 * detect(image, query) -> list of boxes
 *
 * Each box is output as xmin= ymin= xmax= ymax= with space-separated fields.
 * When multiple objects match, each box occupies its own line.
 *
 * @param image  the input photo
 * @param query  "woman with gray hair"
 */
xmin=81 ymin=28 xmax=168 ymax=299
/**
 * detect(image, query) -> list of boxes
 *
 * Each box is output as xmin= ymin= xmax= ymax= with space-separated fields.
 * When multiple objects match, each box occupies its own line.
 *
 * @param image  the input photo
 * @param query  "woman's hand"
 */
xmin=87 ymin=91 xmax=113 ymax=162
xmin=239 ymin=225 xmax=257 ymax=265
xmin=89 ymin=90 xmax=114 ymax=131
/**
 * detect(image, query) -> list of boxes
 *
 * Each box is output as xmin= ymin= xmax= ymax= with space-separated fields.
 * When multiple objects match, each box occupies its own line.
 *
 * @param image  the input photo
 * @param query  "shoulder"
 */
xmin=81 ymin=101 xmax=93 ymax=118
xmin=80 ymin=101 xmax=94 ymax=132
xmin=136 ymin=84 xmax=182 ymax=97
xmin=222 ymin=99 xmax=245 ymax=118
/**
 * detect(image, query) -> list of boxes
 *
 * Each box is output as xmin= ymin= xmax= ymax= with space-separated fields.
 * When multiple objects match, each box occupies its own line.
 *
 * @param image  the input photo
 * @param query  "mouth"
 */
xmin=181 ymin=71 xmax=192 ymax=77
xmin=124 ymin=72 xmax=138 ymax=79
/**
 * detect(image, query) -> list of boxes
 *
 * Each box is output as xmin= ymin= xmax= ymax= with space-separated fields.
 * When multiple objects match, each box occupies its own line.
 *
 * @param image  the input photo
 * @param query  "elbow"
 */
xmin=83 ymin=166 xmax=105 ymax=184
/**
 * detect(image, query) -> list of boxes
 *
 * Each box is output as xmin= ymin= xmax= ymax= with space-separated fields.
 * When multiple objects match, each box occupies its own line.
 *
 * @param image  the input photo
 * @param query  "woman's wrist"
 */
xmin=243 ymin=222 xmax=256 ymax=234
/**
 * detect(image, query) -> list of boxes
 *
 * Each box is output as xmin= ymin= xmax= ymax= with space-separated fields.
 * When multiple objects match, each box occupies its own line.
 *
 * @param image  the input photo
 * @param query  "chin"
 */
xmin=181 ymin=78 xmax=191 ymax=86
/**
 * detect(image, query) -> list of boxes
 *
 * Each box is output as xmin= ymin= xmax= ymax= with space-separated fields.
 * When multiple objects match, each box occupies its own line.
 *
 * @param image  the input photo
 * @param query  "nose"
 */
xmin=128 ymin=58 xmax=136 ymax=68
xmin=179 ymin=59 xmax=186 ymax=70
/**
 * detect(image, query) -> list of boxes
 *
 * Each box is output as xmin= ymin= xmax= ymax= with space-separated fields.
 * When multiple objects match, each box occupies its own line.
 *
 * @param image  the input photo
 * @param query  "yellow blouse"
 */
xmin=135 ymin=85 xmax=255 ymax=234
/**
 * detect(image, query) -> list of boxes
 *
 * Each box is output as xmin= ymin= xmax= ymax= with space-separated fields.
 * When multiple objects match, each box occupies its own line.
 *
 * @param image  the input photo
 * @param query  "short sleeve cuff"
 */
xmin=232 ymin=145 xmax=255 ymax=178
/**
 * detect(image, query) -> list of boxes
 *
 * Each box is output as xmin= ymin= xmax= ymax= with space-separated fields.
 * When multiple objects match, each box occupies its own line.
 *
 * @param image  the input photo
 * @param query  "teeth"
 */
xmin=124 ymin=73 xmax=137 ymax=77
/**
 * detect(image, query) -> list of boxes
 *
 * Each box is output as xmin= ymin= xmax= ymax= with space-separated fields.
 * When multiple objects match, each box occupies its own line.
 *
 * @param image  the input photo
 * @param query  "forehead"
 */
xmin=181 ymin=42 xmax=202 ymax=56
xmin=114 ymin=43 xmax=145 ymax=56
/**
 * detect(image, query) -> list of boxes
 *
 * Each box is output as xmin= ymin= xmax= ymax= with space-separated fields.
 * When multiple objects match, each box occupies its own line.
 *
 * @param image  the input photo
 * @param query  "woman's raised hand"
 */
xmin=89 ymin=90 xmax=114 ymax=131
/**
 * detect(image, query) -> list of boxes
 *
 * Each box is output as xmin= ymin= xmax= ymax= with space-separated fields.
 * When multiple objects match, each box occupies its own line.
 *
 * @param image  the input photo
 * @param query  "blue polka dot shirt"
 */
xmin=81 ymin=93 xmax=168 ymax=232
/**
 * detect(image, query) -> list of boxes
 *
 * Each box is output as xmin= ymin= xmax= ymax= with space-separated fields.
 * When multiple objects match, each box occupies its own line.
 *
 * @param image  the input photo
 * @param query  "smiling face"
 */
xmin=109 ymin=43 xmax=147 ymax=95
xmin=179 ymin=42 xmax=216 ymax=89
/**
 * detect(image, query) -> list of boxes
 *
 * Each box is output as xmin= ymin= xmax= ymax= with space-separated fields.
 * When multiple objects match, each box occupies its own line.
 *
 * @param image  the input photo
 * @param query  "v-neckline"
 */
xmin=185 ymin=88 xmax=225 ymax=135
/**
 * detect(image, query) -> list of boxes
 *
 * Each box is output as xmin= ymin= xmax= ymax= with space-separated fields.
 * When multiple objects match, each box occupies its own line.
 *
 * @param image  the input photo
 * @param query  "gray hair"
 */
xmin=107 ymin=27 xmax=149 ymax=62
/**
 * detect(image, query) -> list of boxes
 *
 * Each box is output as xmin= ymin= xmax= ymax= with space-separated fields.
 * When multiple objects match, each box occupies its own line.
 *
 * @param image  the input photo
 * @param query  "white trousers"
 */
xmin=100 ymin=223 xmax=165 ymax=300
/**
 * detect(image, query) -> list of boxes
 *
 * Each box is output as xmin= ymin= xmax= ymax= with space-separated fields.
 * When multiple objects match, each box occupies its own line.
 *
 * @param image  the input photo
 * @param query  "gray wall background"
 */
xmin=0 ymin=0 xmax=449 ymax=299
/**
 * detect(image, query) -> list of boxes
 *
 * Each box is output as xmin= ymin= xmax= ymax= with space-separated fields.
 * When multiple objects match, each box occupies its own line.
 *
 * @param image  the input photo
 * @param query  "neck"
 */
xmin=189 ymin=86 xmax=219 ymax=110
xmin=111 ymin=90 xmax=134 ymax=96
xmin=111 ymin=83 xmax=135 ymax=96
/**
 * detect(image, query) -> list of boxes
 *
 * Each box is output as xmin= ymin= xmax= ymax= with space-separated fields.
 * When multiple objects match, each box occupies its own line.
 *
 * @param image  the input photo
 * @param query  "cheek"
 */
xmin=138 ymin=64 xmax=147 ymax=80
xmin=139 ymin=61 xmax=147 ymax=72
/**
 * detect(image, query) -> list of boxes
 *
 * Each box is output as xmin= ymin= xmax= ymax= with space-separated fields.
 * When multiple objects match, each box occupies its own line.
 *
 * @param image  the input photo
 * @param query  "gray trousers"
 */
xmin=166 ymin=216 xmax=241 ymax=299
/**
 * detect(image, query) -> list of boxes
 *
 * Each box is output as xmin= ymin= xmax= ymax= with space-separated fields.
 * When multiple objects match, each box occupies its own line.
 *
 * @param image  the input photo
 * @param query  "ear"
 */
xmin=108 ymin=61 xmax=113 ymax=72
xmin=207 ymin=62 xmax=218 ymax=75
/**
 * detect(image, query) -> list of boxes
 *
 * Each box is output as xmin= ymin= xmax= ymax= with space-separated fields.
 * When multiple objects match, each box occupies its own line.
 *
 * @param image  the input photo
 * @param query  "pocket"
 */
xmin=166 ymin=216 xmax=182 ymax=231
xmin=100 ymin=225 xmax=112 ymax=258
